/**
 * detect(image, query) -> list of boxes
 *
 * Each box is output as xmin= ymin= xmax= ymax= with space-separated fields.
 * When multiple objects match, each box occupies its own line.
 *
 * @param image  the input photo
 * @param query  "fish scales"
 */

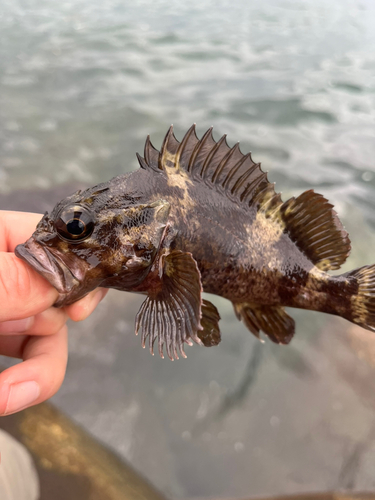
xmin=126 ymin=169 xmax=299 ymax=305
xmin=14 ymin=125 xmax=375 ymax=359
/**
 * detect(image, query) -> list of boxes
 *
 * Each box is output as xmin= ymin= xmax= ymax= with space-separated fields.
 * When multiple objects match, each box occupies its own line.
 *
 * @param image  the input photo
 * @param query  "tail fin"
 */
xmin=346 ymin=264 xmax=375 ymax=332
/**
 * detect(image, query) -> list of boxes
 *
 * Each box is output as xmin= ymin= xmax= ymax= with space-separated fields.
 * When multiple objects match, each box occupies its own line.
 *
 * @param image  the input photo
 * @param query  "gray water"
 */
xmin=1 ymin=0 xmax=375 ymax=498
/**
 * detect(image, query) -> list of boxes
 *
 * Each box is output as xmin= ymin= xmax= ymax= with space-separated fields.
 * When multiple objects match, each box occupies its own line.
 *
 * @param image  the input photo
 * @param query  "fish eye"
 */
xmin=55 ymin=205 xmax=94 ymax=242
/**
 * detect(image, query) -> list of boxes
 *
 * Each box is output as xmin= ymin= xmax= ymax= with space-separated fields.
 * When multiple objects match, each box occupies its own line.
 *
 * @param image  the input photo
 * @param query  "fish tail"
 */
xmin=344 ymin=264 xmax=375 ymax=331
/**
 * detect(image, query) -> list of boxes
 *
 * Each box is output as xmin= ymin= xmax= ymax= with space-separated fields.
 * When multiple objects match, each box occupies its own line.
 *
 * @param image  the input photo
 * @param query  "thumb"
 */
xmin=0 ymin=252 xmax=58 ymax=322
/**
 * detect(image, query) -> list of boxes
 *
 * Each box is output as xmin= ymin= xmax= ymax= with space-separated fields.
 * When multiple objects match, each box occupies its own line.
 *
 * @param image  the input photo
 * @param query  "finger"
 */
xmin=65 ymin=287 xmax=109 ymax=322
xmin=0 ymin=252 xmax=58 ymax=322
xmin=0 ymin=307 xmax=68 ymax=336
xmin=0 ymin=211 xmax=42 ymax=252
xmin=0 ymin=335 xmax=28 ymax=359
xmin=0 ymin=325 xmax=68 ymax=416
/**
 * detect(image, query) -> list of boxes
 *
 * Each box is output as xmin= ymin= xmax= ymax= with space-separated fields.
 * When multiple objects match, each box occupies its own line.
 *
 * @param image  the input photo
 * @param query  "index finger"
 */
xmin=0 ymin=211 xmax=42 ymax=252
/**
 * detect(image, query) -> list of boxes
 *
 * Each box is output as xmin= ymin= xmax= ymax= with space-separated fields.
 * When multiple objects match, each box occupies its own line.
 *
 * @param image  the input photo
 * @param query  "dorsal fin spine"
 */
xmin=253 ymin=184 xmax=273 ymax=205
xmin=187 ymin=127 xmax=213 ymax=173
xmin=200 ymin=134 xmax=227 ymax=178
xmin=232 ymin=165 xmax=257 ymax=197
xmin=211 ymin=142 xmax=240 ymax=183
xmin=144 ymin=135 xmax=153 ymax=166
xmin=241 ymin=169 xmax=267 ymax=203
xmin=230 ymin=158 xmax=257 ymax=195
xmin=136 ymin=152 xmax=148 ymax=169
xmin=175 ymin=124 xmax=197 ymax=170
xmin=159 ymin=125 xmax=175 ymax=170
xmin=222 ymin=153 xmax=250 ymax=190
xmin=258 ymin=189 xmax=282 ymax=215
xmin=265 ymin=198 xmax=284 ymax=218
xmin=144 ymin=135 xmax=160 ymax=172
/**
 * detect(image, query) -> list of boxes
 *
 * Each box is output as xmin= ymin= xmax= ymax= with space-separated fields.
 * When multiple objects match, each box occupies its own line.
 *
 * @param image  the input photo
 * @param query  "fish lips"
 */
xmin=15 ymin=238 xmax=81 ymax=295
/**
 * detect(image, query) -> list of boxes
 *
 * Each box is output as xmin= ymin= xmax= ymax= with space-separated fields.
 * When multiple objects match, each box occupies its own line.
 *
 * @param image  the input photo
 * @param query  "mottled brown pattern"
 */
xmin=15 ymin=125 xmax=375 ymax=358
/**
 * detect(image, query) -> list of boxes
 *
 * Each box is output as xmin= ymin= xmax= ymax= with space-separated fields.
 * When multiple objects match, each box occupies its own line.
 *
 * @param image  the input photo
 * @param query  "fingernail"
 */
xmin=0 ymin=317 xmax=34 ymax=334
xmin=4 ymin=381 xmax=40 ymax=415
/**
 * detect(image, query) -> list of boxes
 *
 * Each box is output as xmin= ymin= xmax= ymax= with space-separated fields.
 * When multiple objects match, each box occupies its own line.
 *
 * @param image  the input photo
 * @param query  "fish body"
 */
xmin=15 ymin=125 xmax=375 ymax=359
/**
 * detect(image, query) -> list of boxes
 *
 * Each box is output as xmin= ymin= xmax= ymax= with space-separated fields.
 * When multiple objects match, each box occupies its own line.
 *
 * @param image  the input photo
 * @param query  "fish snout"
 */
xmin=15 ymin=237 xmax=80 ymax=295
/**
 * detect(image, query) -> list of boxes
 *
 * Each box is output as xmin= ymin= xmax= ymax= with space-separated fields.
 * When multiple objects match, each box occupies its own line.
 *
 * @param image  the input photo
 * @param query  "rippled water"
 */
xmin=1 ymin=0 xmax=375 ymax=498
xmin=1 ymin=0 xmax=375 ymax=222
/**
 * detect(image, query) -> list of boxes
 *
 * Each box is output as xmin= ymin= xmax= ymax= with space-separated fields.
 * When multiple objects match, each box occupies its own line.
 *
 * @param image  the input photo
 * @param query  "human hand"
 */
xmin=0 ymin=211 xmax=108 ymax=416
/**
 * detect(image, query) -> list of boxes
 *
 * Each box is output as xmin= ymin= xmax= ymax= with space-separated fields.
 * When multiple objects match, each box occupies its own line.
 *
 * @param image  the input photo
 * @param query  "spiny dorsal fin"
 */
xmin=137 ymin=124 xmax=280 ymax=215
xmin=137 ymin=126 xmax=350 ymax=270
xmin=276 ymin=190 xmax=351 ymax=271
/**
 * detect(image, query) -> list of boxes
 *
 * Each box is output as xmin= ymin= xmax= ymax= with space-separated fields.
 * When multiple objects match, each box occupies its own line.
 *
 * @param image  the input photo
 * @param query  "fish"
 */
xmin=15 ymin=125 xmax=375 ymax=360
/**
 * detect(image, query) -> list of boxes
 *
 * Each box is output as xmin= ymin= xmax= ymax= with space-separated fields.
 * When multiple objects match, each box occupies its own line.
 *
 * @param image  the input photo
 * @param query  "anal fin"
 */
xmin=233 ymin=302 xmax=295 ymax=344
xmin=198 ymin=299 xmax=221 ymax=347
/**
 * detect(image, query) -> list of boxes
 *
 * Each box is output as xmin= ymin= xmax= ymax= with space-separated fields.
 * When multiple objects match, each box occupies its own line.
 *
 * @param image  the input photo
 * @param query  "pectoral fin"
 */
xmin=135 ymin=250 xmax=203 ymax=360
xmin=233 ymin=302 xmax=295 ymax=344
xmin=198 ymin=299 xmax=221 ymax=347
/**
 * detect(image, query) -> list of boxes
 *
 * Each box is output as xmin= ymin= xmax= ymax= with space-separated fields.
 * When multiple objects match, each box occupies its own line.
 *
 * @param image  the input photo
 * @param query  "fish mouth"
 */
xmin=15 ymin=238 xmax=80 ymax=295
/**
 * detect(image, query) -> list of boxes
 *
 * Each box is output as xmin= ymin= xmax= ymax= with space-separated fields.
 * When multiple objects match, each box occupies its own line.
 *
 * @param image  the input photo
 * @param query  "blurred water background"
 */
xmin=1 ymin=0 xmax=375 ymax=498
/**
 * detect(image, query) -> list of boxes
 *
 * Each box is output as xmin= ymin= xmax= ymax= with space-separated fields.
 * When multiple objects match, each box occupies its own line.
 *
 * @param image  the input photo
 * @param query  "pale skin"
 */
xmin=0 ymin=211 xmax=108 ymax=416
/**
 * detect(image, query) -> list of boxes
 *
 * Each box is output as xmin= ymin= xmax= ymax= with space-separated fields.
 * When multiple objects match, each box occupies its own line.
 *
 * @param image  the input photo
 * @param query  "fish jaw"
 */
xmin=15 ymin=237 xmax=83 ymax=303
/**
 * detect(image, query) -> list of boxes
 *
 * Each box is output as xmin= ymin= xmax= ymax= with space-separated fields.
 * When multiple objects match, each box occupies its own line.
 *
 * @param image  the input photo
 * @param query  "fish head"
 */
xmin=15 ymin=185 xmax=171 ymax=306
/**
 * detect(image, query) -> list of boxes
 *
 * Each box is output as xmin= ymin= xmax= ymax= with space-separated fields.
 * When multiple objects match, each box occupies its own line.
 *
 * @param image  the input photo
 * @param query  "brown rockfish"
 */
xmin=15 ymin=125 xmax=375 ymax=359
